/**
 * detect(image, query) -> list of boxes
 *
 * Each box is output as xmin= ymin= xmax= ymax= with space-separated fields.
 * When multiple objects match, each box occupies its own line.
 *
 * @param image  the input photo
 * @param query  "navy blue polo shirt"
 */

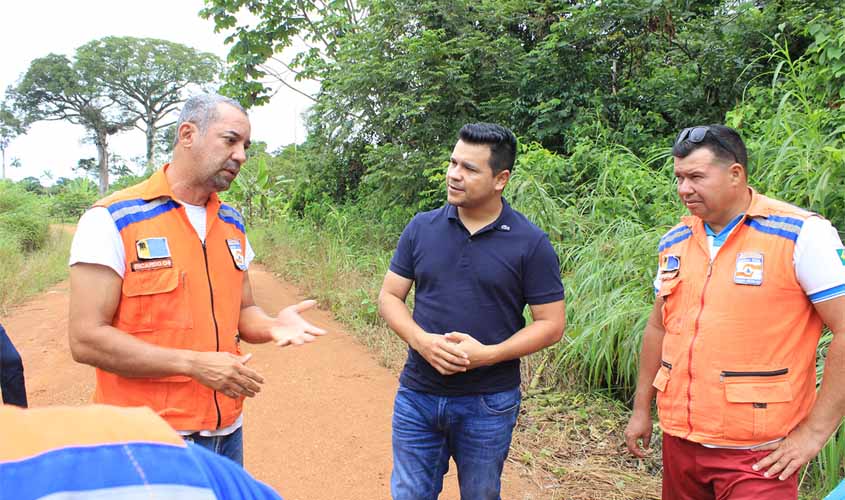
xmin=389 ymin=198 xmax=565 ymax=395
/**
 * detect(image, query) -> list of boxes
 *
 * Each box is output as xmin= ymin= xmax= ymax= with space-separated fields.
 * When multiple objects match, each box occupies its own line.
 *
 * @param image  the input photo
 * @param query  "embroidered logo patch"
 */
xmin=734 ymin=252 xmax=763 ymax=286
xmin=837 ymin=248 xmax=845 ymax=266
xmin=136 ymin=237 xmax=171 ymax=260
xmin=659 ymin=254 xmax=680 ymax=280
xmin=227 ymin=239 xmax=247 ymax=271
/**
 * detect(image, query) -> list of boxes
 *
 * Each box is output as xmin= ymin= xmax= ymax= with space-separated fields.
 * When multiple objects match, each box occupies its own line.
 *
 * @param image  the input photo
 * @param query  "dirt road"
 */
xmin=1 ymin=264 xmax=542 ymax=499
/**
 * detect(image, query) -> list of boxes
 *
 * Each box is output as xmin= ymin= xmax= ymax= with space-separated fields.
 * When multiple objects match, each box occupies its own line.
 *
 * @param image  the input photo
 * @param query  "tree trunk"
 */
xmin=96 ymin=130 xmax=109 ymax=195
xmin=145 ymin=123 xmax=155 ymax=171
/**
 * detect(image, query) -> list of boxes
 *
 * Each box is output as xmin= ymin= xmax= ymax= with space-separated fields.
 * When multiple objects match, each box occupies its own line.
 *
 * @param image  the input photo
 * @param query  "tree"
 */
xmin=10 ymin=53 xmax=133 ymax=194
xmin=0 ymin=100 xmax=25 ymax=180
xmin=75 ymin=153 xmax=133 ymax=181
xmin=17 ymin=176 xmax=44 ymax=194
xmin=76 ymin=37 xmax=221 ymax=168
xmin=201 ymin=0 xmax=364 ymax=107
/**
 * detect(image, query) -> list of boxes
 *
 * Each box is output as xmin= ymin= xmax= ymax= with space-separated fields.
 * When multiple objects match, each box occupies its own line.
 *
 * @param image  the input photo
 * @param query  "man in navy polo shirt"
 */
xmin=378 ymin=122 xmax=566 ymax=499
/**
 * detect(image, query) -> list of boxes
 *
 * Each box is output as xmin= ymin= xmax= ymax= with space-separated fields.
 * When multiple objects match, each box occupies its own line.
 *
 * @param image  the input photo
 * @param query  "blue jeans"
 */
xmin=391 ymin=385 xmax=521 ymax=500
xmin=183 ymin=426 xmax=244 ymax=466
xmin=0 ymin=324 xmax=28 ymax=408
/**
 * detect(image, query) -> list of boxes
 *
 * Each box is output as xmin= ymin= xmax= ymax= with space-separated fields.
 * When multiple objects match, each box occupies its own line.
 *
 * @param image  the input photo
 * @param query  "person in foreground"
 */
xmin=0 ymin=323 xmax=28 ymax=407
xmin=624 ymin=124 xmax=845 ymax=499
xmin=378 ymin=123 xmax=566 ymax=499
xmin=0 ymin=404 xmax=282 ymax=499
xmin=68 ymin=93 xmax=326 ymax=465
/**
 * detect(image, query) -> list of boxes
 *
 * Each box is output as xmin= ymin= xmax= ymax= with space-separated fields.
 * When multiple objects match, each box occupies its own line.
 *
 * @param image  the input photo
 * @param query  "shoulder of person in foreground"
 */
xmin=0 ymin=404 xmax=283 ymax=500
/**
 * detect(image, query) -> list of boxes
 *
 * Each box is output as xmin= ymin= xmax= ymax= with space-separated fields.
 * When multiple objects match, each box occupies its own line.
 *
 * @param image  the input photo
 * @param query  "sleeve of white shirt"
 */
xmin=68 ymin=207 xmax=126 ymax=278
xmin=245 ymin=236 xmax=255 ymax=267
xmin=795 ymin=215 xmax=845 ymax=303
xmin=70 ymin=206 xmax=256 ymax=276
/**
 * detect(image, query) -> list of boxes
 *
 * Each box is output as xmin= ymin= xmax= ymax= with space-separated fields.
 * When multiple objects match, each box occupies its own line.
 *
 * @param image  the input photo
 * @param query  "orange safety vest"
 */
xmin=0 ymin=405 xmax=185 ymax=462
xmin=653 ymin=188 xmax=822 ymax=447
xmin=91 ymin=166 xmax=246 ymax=431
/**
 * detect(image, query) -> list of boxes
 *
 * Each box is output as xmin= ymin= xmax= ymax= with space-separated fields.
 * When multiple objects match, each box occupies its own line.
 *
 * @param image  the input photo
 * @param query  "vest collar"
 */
xmin=140 ymin=164 xmax=222 ymax=211
xmin=680 ymin=186 xmax=768 ymax=230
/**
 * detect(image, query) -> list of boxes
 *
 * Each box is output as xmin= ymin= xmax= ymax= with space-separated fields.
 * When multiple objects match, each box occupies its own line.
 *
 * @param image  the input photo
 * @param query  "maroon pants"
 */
xmin=662 ymin=434 xmax=798 ymax=500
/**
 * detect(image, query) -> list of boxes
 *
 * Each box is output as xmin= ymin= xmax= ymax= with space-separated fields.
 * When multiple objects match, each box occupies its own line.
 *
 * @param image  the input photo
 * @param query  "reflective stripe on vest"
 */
xmin=92 ymin=166 xmax=246 ymax=432
xmin=654 ymin=189 xmax=822 ymax=447
xmin=0 ymin=405 xmax=217 ymax=500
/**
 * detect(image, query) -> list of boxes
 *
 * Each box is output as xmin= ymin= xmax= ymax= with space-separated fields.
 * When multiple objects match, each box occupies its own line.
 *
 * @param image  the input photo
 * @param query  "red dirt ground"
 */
xmin=1 ymin=264 xmax=545 ymax=499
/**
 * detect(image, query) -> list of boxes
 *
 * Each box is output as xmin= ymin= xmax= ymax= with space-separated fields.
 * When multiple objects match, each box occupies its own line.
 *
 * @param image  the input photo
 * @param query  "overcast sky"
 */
xmin=1 ymin=1 xmax=317 ymax=183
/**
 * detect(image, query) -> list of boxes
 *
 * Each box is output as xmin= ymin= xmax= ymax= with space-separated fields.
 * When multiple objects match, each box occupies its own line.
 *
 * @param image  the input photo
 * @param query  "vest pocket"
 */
xmin=722 ymin=370 xmax=792 ymax=441
xmin=653 ymin=362 xmax=672 ymax=423
xmin=658 ymin=277 xmax=684 ymax=335
xmin=119 ymin=267 xmax=194 ymax=334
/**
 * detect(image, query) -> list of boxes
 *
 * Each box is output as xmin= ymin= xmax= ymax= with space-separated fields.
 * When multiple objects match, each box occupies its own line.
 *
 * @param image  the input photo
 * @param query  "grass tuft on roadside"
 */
xmin=511 ymin=388 xmax=661 ymax=500
xmin=0 ymin=226 xmax=72 ymax=316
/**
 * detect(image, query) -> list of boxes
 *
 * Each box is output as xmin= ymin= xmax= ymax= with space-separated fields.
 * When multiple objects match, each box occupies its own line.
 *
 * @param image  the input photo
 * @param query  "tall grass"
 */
xmin=249 ymin=212 xmax=408 ymax=370
xmin=0 ymin=182 xmax=72 ymax=314
xmin=0 ymin=181 xmax=50 ymax=252
xmin=244 ymin=30 xmax=845 ymax=495
xmin=0 ymin=225 xmax=72 ymax=315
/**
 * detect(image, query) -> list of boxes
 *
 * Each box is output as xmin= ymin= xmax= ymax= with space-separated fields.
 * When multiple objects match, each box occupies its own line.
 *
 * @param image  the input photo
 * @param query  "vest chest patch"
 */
xmin=837 ymin=248 xmax=845 ymax=266
xmin=660 ymin=254 xmax=680 ymax=280
xmin=734 ymin=252 xmax=764 ymax=286
xmin=135 ymin=237 xmax=171 ymax=260
xmin=227 ymin=239 xmax=247 ymax=271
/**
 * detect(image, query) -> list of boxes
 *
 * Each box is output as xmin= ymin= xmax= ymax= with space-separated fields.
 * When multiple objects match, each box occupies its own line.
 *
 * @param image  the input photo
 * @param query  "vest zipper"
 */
xmin=202 ymin=241 xmax=223 ymax=430
xmin=720 ymin=368 xmax=788 ymax=382
xmin=684 ymin=261 xmax=713 ymax=440
xmin=661 ymin=360 xmax=673 ymax=370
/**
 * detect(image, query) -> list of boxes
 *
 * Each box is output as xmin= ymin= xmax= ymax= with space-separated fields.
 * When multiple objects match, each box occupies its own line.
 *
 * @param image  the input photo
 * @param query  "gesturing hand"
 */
xmin=192 ymin=352 xmax=264 ymax=399
xmin=270 ymin=299 xmax=328 ymax=347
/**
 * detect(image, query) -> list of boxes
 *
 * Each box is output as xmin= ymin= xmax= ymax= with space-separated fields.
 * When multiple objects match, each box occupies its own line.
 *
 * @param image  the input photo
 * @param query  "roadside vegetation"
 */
xmin=0 ymin=182 xmax=73 ymax=314
xmin=220 ymin=2 xmax=845 ymax=497
xmin=2 ymin=1 xmax=844 ymax=497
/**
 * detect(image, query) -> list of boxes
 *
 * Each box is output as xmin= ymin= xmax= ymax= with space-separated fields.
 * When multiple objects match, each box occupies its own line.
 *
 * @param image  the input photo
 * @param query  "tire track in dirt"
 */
xmin=1 ymin=264 xmax=543 ymax=499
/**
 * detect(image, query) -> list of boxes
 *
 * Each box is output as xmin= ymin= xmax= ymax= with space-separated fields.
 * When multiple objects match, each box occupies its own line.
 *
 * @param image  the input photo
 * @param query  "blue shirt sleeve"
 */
xmin=187 ymin=442 xmax=283 ymax=499
xmin=388 ymin=217 xmax=416 ymax=280
xmin=523 ymin=234 xmax=565 ymax=305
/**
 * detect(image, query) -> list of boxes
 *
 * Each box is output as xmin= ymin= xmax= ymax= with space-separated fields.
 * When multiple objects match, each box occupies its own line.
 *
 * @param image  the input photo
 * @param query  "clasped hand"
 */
xmin=416 ymin=331 xmax=489 ymax=375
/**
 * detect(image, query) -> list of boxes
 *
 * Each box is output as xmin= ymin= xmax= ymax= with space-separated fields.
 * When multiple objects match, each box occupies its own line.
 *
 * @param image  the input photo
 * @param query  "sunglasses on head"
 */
xmin=675 ymin=126 xmax=738 ymax=163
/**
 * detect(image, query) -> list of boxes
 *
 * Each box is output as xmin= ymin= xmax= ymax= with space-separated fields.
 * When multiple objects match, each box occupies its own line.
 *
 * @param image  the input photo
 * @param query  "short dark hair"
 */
xmin=672 ymin=124 xmax=748 ymax=173
xmin=458 ymin=123 xmax=517 ymax=175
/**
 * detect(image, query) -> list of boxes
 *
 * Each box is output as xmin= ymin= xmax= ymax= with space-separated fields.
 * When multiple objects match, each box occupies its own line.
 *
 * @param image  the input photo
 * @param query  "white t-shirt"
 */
xmin=69 ymin=203 xmax=255 ymax=436
xmin=654 ymin=215 xmax=845 ymax=303
xmin=70 ymin=204 xmax=255 ymax=278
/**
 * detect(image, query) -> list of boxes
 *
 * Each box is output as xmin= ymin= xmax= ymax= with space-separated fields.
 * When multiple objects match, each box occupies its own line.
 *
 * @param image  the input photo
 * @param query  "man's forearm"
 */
xmin=377 ymin=292 xmax=427 ymax=350
xmin=475 ymin=319 xmax=563 ymax=367
xmin=237 ymin=305 xmax=275 ymax=344
xmin=70 ymin=324 xmax=194 ymax=379
xmin=632 ymin=318 xmax=665 ymax=414
xmin=804 ymin=332 xmax=845 ymax=438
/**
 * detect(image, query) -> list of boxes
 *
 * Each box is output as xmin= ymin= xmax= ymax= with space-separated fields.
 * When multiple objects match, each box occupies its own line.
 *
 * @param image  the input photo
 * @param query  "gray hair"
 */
xmin=174 ymin=93 xmax=247 ymax=146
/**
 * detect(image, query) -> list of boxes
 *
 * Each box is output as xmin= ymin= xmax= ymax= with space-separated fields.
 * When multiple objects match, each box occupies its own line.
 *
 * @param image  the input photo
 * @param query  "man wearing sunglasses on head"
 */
xmin=624 ymin=124 xmax=845 ymax=499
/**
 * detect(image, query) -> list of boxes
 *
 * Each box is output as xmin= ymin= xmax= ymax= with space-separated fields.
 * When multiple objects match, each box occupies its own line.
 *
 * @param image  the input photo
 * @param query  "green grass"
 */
xmin=0 ymin=226 xmax=72 ymax=315
xmin=249 ymin=215 xmax=408 ymax=370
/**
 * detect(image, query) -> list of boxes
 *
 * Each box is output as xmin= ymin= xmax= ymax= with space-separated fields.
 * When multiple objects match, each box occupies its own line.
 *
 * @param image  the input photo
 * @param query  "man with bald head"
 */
xmin=68 ymin=93 xmax=326 ymax=465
